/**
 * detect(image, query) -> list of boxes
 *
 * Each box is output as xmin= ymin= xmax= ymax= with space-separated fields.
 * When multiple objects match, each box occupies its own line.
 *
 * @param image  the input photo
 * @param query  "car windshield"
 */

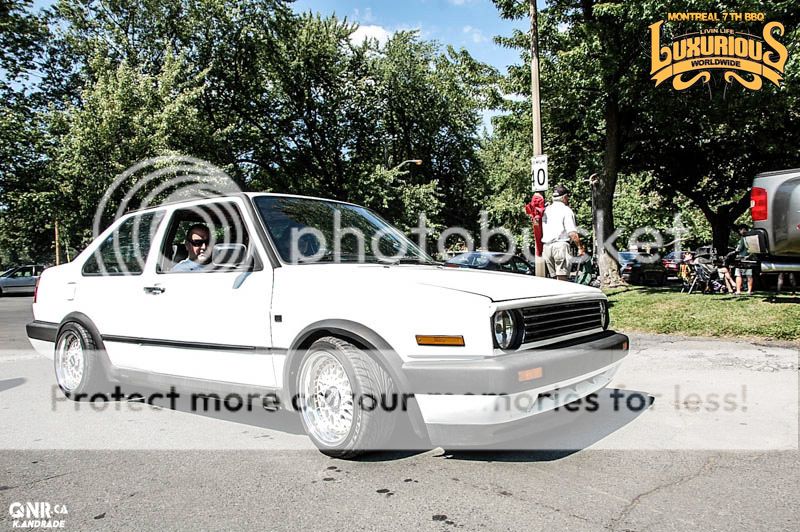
xmin=254 ymin=196 xmax=435 ymax=264
xmin=618 ymin=252 xmax=636 ymax=262
xmin=0 ymin=268 xmax=14 ymax=277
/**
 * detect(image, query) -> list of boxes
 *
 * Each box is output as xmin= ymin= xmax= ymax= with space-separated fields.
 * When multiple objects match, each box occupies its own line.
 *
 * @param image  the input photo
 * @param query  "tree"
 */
xmin=490 ymin=0 xmax=800 ymax=283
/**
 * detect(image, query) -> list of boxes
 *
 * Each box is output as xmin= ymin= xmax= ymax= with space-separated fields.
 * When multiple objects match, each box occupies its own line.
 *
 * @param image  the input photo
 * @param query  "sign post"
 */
xmin=531 ymin=155 xmax=548 ymax=192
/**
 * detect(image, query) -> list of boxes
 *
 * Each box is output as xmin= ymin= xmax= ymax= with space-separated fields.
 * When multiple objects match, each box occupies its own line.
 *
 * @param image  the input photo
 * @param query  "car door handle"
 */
xmin=143 ymin=286 xmax=165 ymax=295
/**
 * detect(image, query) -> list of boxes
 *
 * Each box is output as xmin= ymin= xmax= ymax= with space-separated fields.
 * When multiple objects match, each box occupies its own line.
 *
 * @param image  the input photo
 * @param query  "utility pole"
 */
xmin=530 ymin=0 xmax=545 ymax=276
xmin=530 ymin=0 xmax=543 ymax=157
xmin=54 ymin=219 xmax=60 ymax=266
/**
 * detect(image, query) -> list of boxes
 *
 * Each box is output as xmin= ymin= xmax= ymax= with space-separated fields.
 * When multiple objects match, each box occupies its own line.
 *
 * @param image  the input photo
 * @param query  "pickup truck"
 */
xmin=749 ymin=168 xmax=800 ymax=272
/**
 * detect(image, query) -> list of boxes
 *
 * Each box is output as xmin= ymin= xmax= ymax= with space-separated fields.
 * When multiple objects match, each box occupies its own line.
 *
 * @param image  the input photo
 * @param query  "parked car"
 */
xmin=662 ymin=251 xmax=689 ymax=277
xmin=0 ymin=265 xmax=46 ymax=296
xmin=748 ymin=168 xmax=800 ymax=272
xmin=444 ymin=251 xmax=534 ymax=275
xmin=27 ymin=193 xmax=629 ymax=457
xmin=618 ymin=252 xmax=667 ymax=286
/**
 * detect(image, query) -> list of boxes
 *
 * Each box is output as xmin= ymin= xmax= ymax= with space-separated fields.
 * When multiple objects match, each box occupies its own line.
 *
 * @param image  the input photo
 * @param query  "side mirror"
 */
xmin=212 ymin=244 xmax=248 ymax=268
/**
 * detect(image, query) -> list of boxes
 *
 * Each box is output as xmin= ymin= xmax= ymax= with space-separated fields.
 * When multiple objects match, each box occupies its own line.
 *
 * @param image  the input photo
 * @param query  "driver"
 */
xmin=172 ymin=224 xmax=212 ymax=272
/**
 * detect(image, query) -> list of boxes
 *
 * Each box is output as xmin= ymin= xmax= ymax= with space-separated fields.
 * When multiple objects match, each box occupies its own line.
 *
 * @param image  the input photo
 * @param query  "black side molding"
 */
xmin=26 ymin=321 xmax=58 ymax=343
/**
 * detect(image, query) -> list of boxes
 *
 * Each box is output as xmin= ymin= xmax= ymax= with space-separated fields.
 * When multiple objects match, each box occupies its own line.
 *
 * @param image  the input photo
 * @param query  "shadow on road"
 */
xmin=76 ymin=384 xmax=652 ymax=462
xmin=437 ymin=388 xmax=654 ymax=463
xmin=0 ymin=377 xmax=26 ymax=394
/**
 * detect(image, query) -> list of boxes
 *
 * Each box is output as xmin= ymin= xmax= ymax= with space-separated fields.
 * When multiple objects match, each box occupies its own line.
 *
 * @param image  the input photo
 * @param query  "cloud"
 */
xmin=448 ymin=0 xmax=473 ymax=5
xmin=462 ymin=25 xmax=487 ymax=43
xmin=352 ymin=7 xmax=376 ymax=23
xmin=350 ymin=24 xmax=392 ymax=46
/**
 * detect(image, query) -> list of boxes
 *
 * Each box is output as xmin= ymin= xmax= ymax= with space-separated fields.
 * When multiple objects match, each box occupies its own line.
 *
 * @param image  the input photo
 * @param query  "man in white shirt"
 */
xmin=541 ymin=185 xmax=585 ymax=280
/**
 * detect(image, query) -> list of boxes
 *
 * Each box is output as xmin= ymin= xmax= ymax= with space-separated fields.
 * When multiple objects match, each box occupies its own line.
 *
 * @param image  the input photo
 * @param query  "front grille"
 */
xmin=521 ymin=300 xmax=604 ymax=344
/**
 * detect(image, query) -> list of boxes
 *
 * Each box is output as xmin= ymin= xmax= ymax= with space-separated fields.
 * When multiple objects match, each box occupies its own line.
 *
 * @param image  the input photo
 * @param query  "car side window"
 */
xmin=157 ymin=201 xmax=258 ymax=274
xmin=12 ymin=267 xmax=33 ymax=278
xmin=83 ymin=212 xmax=164 ymax=276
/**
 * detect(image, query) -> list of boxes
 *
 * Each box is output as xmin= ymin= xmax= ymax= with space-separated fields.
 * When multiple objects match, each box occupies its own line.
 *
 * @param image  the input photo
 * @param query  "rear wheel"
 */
xmin=297 ymin=337 xmax=396 ymax=458
xmin=54 ymin=322 xmax=107 ymax=400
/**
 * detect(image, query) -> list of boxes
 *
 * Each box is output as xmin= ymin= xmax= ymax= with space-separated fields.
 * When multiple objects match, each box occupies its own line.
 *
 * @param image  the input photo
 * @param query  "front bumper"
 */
xmin=402 ymin=331 xmax=629 ymax=445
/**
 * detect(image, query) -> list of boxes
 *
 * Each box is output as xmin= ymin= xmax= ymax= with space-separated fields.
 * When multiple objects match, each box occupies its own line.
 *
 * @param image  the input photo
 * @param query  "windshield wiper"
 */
xmin=373 ymin=256 xmax=434 ymax=265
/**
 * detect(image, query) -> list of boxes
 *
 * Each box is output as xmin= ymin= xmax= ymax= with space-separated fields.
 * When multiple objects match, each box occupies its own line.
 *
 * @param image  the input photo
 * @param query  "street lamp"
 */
xmin=392 ymin=159 xmax=423 ymax=171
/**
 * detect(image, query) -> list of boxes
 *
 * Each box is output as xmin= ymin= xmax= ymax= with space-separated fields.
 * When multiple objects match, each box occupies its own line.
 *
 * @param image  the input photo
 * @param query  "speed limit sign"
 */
xmin=531 ymin=155 xmax=548 ymax=192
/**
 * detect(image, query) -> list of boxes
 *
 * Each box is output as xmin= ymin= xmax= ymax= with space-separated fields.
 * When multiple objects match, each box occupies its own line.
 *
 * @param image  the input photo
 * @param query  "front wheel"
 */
xmin=54 ymin=322 xmax=107 ymax=399
xmin=297 ymin=337 xmax=396 ymax=458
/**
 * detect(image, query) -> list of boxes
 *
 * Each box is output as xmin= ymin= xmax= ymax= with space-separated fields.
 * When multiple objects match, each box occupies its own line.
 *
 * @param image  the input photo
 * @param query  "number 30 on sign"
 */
xmin=531 ymin=155 xmax=548 ymax=192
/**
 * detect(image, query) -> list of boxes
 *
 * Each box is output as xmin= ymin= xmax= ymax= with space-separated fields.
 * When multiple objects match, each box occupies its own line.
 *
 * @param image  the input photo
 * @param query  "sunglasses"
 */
xmin=188 ymin=239 xmax=209 ymax=247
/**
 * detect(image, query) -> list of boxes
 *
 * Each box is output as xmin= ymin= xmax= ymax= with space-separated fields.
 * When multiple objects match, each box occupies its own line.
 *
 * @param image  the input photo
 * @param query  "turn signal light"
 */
xmin=415 ymin=335 xmax=465 ymax=346
xmin=518 ymin=367 xmax=543 ymax=382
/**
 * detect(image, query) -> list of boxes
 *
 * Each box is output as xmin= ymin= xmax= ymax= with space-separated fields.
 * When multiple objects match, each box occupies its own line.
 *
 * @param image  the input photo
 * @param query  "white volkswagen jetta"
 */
xmin=27 ymin=193 xmax=628 ymax=457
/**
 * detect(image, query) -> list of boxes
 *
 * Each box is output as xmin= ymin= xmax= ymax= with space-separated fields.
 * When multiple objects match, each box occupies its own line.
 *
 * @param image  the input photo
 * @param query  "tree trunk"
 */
xmin=594 ymin=99 xmax=625 ymax=288
xmin=680 ymin=190 xmax=751 ymax=259
xmin=710 ymin=205 xmax=730 ymax=257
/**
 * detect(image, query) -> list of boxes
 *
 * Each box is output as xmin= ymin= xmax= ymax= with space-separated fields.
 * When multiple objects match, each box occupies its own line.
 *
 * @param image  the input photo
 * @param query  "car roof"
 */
xmin=128 ymin=192 xmax=361 ymax=214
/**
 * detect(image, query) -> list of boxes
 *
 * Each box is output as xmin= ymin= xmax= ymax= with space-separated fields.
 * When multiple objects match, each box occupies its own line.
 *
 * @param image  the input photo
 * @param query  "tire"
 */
xmin=296 ymin=336 xmax=396 ymax=458
xmin=54 ymin=322 xmax=108 ymax=400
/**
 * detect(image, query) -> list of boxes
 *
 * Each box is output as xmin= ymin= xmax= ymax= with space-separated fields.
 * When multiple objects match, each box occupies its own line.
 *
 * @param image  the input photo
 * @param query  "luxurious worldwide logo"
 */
xmin=649 ymin=13 xmax=788 ymax=91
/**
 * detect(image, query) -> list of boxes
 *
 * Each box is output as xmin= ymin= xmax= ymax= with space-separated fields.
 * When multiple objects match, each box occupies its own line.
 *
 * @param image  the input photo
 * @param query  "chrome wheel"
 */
xmin=55 ymin=331 xmax=84 ymax=392
xmin=299 ymin=350 xmax=355 ymax=447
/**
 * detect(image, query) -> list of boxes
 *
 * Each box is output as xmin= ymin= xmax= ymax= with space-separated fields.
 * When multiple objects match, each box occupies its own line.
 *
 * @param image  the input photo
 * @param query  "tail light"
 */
xmin=751 ymin=187 xmax=768 ymax=221
xmin=33 ymin=276 xmax=40 ymax=303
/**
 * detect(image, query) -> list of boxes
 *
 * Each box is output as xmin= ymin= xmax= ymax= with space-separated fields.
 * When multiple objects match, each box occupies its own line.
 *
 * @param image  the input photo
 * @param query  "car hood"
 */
xmin=283 ymin=263 xmax=603 ymax=302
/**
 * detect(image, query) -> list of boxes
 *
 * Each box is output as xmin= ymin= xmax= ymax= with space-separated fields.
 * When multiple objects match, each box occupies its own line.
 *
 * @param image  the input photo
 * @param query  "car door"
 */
xmin=3 ymin=266 xmax=34 ymax=293
xmin=117 ymin=198 xmax=276 ymax=388
xmin=77 ymin=210 xmax=167 ymax=362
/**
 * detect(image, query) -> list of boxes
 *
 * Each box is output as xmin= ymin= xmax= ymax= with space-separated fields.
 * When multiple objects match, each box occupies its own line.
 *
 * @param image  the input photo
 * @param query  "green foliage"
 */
xmin=0 ymin=1 xmax=493 ymax=261
xmin=487 ymin=0 xmax=800 ymax=257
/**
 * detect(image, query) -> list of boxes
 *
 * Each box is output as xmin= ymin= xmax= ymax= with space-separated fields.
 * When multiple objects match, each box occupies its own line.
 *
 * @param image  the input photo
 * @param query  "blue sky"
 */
xmin=292 ymin=0 xmax=530 ymax=74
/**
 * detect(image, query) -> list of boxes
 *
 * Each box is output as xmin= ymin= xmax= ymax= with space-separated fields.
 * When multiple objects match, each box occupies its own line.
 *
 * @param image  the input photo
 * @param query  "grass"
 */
xmin=604 ymin=286 xmax=800 ymax=343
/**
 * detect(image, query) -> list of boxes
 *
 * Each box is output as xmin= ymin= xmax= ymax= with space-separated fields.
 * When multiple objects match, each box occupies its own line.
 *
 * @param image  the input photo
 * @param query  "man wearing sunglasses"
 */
xmin=172 ymin=224 xmax=213 ymax=272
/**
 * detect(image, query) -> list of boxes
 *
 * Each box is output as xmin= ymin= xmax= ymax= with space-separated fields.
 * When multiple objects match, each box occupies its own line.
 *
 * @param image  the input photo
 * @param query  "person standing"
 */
xmin=734 ymin=224 xmax=754 ymax=295
xmin=541 ymin=185 xmax=585 ymax=281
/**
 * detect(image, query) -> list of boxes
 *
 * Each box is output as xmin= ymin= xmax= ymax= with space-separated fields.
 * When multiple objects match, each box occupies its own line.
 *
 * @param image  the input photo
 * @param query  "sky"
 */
xmin=291 ymin=0 xmax=530 ymax=74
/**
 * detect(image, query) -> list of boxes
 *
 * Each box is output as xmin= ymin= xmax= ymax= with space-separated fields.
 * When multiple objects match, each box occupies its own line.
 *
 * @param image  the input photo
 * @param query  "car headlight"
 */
xmin=493 ymin=310 xmax=519 ymax=349
xmin=600 ymin=300 xmax=609 ymax=330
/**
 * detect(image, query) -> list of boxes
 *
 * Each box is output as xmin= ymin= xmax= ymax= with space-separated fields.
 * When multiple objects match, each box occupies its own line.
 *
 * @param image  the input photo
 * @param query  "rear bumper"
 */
xmin=26 ymin=320 xmax=58 ymax=343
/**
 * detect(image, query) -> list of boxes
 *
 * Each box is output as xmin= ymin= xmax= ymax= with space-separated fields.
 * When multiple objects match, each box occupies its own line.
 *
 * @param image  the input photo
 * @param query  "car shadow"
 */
xmin=102 ymin=385 xmax=651 ymax=462
xmin=0 ymin=377 xmax=26 ymax=394
xmin=119 ymin=385 xmax=307 ymax=436
xmin=437 ymin=388 xmax=654 ymax=463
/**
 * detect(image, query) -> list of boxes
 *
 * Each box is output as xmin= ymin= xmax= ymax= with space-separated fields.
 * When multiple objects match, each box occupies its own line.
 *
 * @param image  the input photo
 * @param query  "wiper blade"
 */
xmin=373 ymin=256 xmax=434 ymax=265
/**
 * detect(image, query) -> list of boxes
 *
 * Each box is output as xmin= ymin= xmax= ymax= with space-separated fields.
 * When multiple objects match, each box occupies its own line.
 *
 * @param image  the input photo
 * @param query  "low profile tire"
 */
xmin=54 ymin=322 xmax=108 ymax=400
xmin=297 ymin=336 xmax=396 ymax=459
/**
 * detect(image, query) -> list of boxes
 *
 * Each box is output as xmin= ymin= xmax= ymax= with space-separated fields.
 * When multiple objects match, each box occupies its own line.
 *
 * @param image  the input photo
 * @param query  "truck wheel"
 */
xmin=297 ymin=336 xmax=396 ymax=458
xmin=54 ymin=322 xmax=107 ymax=400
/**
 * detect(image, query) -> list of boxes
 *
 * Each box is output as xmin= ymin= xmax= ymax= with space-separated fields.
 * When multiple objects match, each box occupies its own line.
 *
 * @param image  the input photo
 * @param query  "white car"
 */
xmin=27 ymin=193 xmax=629 ymax=457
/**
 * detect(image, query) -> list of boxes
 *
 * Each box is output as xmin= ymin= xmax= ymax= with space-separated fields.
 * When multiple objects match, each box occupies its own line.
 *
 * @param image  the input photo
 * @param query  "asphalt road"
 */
xmin=0 ymin=295 xmax=798 ymax=531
